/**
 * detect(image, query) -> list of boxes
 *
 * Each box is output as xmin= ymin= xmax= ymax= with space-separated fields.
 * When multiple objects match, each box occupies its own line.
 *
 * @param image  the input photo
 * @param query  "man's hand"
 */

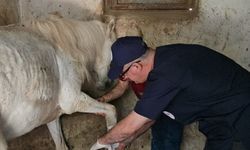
xmin=97 ymin=96 xmax=107 ymax=102
xmin=116 ymin=143 xmax=129 ymax=150
xmin=97 ymin=80 xmax=129 ymax=103
xmin=90 ymin=140 xmax=119 ymax=150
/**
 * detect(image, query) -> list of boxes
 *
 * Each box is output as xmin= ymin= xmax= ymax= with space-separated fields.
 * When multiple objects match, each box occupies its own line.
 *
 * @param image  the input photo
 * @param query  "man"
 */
xmin=97 ymin=75 xmax=183 ymax=150
xmin=91 ymin=36 xmax=250 ymax=150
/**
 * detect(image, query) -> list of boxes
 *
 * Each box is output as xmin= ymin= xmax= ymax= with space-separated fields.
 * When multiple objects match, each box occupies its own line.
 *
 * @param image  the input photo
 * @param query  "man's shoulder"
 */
xmin=156 ymin=43 xmax=206 ymax=51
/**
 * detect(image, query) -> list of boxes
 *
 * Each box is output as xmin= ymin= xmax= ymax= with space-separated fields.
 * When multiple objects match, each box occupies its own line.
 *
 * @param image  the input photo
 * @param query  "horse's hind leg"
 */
xmin=47 ymin=118 xmax=68 ymax=150
xmin=0 ymin=128 xmax=7 ymax=150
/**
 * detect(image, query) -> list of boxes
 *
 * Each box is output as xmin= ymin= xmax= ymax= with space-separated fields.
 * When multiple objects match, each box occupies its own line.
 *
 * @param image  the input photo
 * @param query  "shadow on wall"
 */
xmin=0 ymin=0 xmax=19 ymax=25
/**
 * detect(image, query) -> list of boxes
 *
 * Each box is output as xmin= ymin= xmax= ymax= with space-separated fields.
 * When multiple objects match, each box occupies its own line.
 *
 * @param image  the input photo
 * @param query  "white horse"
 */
xmin=0 ymin=16 xmax=117 ymax=150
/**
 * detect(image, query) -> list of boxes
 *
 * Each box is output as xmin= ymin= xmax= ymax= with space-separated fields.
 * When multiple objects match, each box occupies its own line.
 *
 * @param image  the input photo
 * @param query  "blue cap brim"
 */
xmin=108 ymin=63 xmax=123 ymax=80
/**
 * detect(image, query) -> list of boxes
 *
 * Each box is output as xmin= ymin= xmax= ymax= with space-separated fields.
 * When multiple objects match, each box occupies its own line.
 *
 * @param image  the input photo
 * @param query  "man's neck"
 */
xmin=145 ymin=48 xmax=155 ymax=71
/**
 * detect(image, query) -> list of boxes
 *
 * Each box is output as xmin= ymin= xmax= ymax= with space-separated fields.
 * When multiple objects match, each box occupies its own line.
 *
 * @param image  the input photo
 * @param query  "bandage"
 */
xmin=90 ymin=140 xmax=119 ymax=150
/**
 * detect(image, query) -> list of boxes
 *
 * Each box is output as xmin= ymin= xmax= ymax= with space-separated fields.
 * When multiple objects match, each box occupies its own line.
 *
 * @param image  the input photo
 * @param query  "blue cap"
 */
xmin=108 ymin=36 xmax=148 ymax=80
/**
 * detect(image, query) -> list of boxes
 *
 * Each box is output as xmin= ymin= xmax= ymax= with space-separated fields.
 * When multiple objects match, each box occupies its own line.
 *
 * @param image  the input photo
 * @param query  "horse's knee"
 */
xmin=104 ymin=104 xmax=117 ymax=130
xmin=0 ymin=130 xmax=7 ymax=150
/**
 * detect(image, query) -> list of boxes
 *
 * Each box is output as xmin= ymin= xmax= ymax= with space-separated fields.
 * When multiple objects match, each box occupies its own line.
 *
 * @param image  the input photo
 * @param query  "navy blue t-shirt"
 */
xmin=134 ymin=44 xmax=250 ymax=124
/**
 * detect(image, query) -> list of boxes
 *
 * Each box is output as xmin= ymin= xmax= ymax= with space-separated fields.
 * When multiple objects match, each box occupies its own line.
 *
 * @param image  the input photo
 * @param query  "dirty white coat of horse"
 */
xmin=0 ymin=16 xmax=117 ymax=150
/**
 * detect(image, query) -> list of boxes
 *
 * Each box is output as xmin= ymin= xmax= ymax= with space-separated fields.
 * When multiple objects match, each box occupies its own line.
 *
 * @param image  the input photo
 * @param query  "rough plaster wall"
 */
xmin=113 ymin=0 xmax=250 ymax=150
xmin=115 ymin=0 xmax=250 ymax=70
xmin=19 ymin=0 xmax=104 ymax=21
xmin=4 ymin=0 xmax=250 ymax=150
xmin=0 ymin=0 xmax=19 ymax=25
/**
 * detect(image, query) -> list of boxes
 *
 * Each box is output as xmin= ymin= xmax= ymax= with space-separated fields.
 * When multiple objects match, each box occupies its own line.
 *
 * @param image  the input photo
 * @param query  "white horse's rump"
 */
xmin=0 ymin=16 xmax=116 ymax=150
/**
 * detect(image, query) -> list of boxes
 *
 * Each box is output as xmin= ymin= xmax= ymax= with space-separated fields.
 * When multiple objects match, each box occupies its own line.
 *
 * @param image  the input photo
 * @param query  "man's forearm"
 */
xmin=102 ymin=88 xmax=125 ymax=102
xmin=101 ymin=80 xmax=128 ymax=102
xmin=99 ymin=115 xmax=135 ymax=144
xmin=120 ymin=120 xmax=154 ymax=146
xmin=98 ymin=111 xmax=153 ymax=145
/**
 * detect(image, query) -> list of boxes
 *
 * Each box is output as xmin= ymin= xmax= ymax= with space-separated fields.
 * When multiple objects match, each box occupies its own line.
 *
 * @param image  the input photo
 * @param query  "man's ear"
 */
xmin=131 ymin=62 xmax=142 ymax=73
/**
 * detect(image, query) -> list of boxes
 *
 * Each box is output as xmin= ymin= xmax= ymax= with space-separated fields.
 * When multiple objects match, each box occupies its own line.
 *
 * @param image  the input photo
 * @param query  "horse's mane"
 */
xmin=22 ymin=15 xmax=113 ymax=84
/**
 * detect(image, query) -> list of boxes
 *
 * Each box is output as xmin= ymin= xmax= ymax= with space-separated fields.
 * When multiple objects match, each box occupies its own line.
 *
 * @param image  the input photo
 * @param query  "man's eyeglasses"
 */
xmin=119 ymin=60 xmax=141 ymax=81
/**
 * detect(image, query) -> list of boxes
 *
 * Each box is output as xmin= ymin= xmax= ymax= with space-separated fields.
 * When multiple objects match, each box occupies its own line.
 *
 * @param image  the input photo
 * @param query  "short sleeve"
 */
xmin=134 ymin=72 xmax=181 ymax=120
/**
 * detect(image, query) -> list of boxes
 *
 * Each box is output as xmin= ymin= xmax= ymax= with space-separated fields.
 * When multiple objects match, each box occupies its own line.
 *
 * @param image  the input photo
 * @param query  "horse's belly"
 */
xmin=2 ymin=100 xmax=61 ymax=140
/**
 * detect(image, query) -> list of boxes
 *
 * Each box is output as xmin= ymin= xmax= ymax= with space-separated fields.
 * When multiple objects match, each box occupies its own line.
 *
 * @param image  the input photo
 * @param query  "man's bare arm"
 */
xmin=98 ymin=80 xmax=129 ymax=102
xmin=117 ymin=118 xmax=154 ymax=149
xmin=98 ymin=111 xmax=153 ymax=145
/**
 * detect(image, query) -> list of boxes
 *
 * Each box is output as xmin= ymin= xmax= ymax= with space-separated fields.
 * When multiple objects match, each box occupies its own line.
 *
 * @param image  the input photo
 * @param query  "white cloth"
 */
xmin=163 ymin=111 xmax=175 ymax=119
xmin=90 ymin=140 xmax=119 ymax=150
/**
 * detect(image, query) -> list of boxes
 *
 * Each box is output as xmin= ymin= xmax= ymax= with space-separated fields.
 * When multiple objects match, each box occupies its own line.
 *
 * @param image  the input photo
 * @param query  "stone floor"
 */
xmin=7 ymin=112 xmax=151 ymax=150
xmin=8 ymin=113 xmax=107 ymax=150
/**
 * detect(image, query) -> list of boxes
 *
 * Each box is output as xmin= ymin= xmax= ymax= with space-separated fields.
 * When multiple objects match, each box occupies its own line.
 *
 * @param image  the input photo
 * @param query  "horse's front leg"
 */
xmin=47 ymin=118 xmax=68 ymax=150
xmin=0 ymin=128 xmax=7 ymax=150
xmin=75 ymin=92 xmax=117 ymax=130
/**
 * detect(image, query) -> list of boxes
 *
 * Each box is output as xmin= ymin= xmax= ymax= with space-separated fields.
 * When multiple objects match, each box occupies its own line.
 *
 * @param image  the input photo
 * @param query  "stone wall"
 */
xmin=0 ymin=0 xmax=19 ymax=25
